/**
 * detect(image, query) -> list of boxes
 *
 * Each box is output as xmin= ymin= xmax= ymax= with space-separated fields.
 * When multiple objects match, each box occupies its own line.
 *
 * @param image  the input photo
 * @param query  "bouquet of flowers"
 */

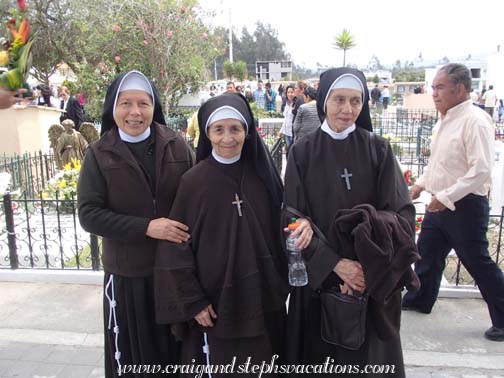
xmin=0 ymin=0 xmax=33 ymax=90
xmin=44 ymin=158 xmax=81 ymax=202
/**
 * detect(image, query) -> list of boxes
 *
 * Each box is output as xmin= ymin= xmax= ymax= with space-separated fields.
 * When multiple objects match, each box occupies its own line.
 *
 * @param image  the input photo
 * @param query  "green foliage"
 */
xmin=27 ymin=0 xmax=222 ymax=118
xmin=373 ymin=74 xmax=379 ymax=84
xmin=223 ymin=60 xmax=234 ymax=80
xmin=233 ymin=60 xmax=247 ymax=82
xmin=394 ymin=69 xmax=425 ymax=82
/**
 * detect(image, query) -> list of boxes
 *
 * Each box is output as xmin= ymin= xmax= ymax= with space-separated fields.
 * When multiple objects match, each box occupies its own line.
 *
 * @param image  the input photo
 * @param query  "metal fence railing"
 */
xmin=0 ymin=152 xmax=58 ymax=197
xmin=0 ymin=192 xmax=100 ymax=270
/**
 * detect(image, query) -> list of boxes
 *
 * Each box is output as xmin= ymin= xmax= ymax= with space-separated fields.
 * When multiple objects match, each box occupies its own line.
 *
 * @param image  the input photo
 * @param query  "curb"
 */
xmin=0 ymin=269 xmax=103 ymax=285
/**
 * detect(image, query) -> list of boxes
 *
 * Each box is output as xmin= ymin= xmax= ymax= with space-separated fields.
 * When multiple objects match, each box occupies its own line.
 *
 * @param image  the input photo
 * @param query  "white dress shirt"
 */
xmin=416 ymin=99 xmax=494 ymax=210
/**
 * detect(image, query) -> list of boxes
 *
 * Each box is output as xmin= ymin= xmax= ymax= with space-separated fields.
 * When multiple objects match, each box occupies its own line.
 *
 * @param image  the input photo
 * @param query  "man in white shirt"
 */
xmin=402 ymin=63 xmax=504 ymax=342
xmin=483 ymin=85 xmax=498 ymax=117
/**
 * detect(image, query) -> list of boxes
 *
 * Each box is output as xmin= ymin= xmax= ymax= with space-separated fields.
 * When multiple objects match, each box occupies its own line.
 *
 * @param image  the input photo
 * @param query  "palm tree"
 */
xmin=332 ymin=29 xmax=356 ymax=67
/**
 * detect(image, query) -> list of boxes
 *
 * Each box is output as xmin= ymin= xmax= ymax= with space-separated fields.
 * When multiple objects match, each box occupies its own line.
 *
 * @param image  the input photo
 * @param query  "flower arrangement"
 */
xmin=415 ymin=216 xmax=423 ymax=233
xmin=0 ymin=0 xmax=33 ymax=90
xmin=44 ymin=158 xmax=81 ymax=204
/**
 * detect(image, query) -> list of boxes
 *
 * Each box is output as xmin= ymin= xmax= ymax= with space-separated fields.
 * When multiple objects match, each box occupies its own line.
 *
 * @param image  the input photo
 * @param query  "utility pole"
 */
xmin=228 ymin=7 xmax=233 ymax=63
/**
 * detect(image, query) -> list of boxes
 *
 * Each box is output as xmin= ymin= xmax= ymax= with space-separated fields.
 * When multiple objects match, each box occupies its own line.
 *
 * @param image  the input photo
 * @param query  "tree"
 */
xmin=332 ymin=29 xmax=356 ymax=67
xmin=233 ymin=60 xmax=247 ymax=82
xmin=39 ymin=0 xmax=221 ymax=120
xmin=223 ymin=60 xmax=233 ymax=80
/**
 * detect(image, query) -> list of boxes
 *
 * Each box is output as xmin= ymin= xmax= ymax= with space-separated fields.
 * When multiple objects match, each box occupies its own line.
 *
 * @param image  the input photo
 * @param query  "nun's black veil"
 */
xmin=100 ymin=70 xmax=166 ymax=136
xmin=316 ymin=67 xmax=373 ymax=132
xmin=196 ymin=93 xmax=283 ymax=208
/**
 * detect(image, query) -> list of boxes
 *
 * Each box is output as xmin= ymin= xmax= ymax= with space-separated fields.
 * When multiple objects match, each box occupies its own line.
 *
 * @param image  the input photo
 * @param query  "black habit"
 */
xmin=155 ymin=93 xmax=288 ymax=377
xmin=283 ymin=68 xmax=418 ymax=377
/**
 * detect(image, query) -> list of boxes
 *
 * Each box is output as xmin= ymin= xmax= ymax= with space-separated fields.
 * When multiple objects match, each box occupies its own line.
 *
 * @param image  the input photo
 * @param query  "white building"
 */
xmin=255 ymin=61 xmax=292 ymax=81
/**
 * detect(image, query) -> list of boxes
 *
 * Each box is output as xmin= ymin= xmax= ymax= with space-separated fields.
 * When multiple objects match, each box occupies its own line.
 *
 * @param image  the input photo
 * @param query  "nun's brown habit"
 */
xmin=283 ymin=68 xmax=418 ymax=377
xmin=155 ymin=93 xmax=288 ymax=376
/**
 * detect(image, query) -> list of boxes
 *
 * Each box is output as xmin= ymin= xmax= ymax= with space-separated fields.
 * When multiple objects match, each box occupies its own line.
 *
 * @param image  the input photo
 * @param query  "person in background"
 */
xmin=253 ymin=79 xmax=266 ymax=109
xmin=265 ymin=82 xmax=277 ymax=111
xmin=402 ymin=63 xmax=504 ymax=342
xmin=279 ymin=84 xmax=295 ymax=150
xmin=59 ymin=86 xmax=85 ymax=131
xmin=382 ymin=85 xmax=390 ymax=110
xmin=292 ymin=86 xmax=320 ymax=142
xmin=226 ymin=81 xmax=235 ymax=93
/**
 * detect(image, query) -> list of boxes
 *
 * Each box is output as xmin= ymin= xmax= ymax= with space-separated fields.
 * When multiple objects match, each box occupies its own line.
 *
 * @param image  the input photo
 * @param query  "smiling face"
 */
xmin=113 ymin=90 xmax=154 ymax=136
xmin=325 ymin=88 xmax=363 ymax=132
xmin=207 ymin=118 xmax=246 ymax=159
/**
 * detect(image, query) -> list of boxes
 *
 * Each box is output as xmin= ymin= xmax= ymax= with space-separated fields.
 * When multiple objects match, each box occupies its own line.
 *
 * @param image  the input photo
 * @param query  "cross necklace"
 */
xmin=340 ymin=168 xmax=352 ymax=191
xmin=232 ymin=193 xmax=244 ymax=217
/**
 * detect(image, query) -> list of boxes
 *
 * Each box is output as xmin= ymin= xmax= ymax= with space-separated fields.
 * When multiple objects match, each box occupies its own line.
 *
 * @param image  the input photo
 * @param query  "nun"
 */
xmin=154 ymin=93 xmax=291 ymax=376
xmin=283 ymin=67 xmax=419 ymax=377
xmin=78 ymin=70 xmax=194 ymax=377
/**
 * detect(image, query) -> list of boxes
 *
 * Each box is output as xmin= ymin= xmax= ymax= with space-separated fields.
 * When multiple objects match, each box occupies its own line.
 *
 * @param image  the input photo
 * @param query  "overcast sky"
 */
xmin=199 ymin=0 xmax=503 ymax=69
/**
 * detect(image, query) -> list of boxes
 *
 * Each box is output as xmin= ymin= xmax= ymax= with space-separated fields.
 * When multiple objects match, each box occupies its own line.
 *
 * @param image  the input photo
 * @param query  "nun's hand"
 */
xmin=146 ymin=218 xmax=190 ymax=243
xmin=195 ymin=304 xmax=217 ymax=327
xmin=333 ymin=259 xmax=366 ymax=292
xmin=283 ymin=218 xmax=313 ymax=250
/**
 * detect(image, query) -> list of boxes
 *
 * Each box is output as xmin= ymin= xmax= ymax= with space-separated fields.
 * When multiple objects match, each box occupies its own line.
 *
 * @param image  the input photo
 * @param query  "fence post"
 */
xmin=90 ymin=234 xmax=100 ymax=271
xmin=3 ymin=193 xmax=18 ymax=269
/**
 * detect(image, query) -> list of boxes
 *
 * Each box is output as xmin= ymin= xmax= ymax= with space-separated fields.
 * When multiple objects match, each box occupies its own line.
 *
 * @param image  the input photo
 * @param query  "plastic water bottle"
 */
xmin=286 ymin=219 xmax=308 ymax=287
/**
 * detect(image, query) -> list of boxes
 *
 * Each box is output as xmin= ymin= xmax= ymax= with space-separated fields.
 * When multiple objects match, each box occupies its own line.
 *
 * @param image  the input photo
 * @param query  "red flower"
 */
xmin=166 ymin=30 xmax=173 ymax=37
xmin=113 ymin=24 xmax=120 ymax=32
xmin=143 ymin=39 xmax=148 ymax=45
xmin=404 ymin=170 xmax=412 ymax=186
xmin=17 ymin=0 xmax=27 ymax=11
xmin=114 ymin=55 xmax=121 ymax=63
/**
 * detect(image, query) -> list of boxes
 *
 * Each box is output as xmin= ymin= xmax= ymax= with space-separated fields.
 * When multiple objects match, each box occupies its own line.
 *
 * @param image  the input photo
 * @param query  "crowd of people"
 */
xmin=2 ymin=61 xmax=502 ymax=377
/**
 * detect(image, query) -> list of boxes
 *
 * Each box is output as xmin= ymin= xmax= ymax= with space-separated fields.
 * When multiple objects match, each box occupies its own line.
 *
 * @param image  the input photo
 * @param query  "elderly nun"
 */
xmin=283 ymin=67 xmax=420 ymax=377
xmin=78 ymin=70 xmax=193 ymax=377
xmin=155 ymin=93 xmax=289 ymax=376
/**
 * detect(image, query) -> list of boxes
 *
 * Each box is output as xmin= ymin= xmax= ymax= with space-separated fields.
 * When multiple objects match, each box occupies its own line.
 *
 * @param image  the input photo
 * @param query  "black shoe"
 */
xmin=484 ymin=326 xmax=504 ymax=341
xmin=401 ymin=305 xmax=431 ymax=314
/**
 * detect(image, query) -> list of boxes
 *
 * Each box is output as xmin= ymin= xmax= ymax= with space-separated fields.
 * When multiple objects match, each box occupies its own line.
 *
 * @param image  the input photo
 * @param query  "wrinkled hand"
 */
xmin=195 ymin=304 xmax=217 ymax=327
xmin=333 ymin=259 xmax=366 ymax=292
xmin=283 ymin=218 xmax=313 ymax=249
xmin=146 ymin=218 xmax=190 ymax=243
xmin=409 ymin=184 xmax=423 ymax=200
xmin=426 ymin=196 xmax=446 ymax=213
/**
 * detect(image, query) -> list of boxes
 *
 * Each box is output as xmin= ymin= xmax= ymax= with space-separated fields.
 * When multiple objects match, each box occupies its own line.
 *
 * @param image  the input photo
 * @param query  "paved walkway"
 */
xmin=0 ymin=271 xmax=503 ymax=377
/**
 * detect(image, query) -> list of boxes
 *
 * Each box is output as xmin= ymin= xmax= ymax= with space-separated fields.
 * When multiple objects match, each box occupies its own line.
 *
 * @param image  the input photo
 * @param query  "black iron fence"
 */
xmin=0 ymin=192 xmax=100 ymax=270
xmin=0 ymin=152 xmax=58 ymax=197
xmin=2 ymin=110 xmax=503 ymax=290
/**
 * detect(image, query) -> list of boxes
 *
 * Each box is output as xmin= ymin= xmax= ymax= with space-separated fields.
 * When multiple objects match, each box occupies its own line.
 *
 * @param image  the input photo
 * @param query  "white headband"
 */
xmin=113 ymin=71 xmax=154 ymax=118
xmin=205 ymin=106 xmax=248 ymax=135
xmin=323 ymin=74 xmax=364 ymax=111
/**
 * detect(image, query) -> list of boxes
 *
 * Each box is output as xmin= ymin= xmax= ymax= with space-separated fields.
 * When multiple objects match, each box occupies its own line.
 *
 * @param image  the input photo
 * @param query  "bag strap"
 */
xmin=369 ymin=131 xmax=378 ymax=170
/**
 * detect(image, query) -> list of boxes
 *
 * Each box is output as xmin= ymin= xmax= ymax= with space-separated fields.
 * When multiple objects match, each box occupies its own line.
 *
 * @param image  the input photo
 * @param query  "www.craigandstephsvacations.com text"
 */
xmin=117 ymin=355 xmax=396 ymax=376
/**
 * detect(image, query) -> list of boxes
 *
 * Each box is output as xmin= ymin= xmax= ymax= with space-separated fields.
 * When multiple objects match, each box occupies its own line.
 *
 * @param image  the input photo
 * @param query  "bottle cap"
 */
xmin=288 ymin=221 xmax=299 ymax=230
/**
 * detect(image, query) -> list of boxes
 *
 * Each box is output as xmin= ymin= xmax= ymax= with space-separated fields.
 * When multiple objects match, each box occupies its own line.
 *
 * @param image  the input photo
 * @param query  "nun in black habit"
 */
xmin=155 ymin=93 xmax=289 ymax=376
xmin=78 ymin=70 xmax=194 ymax=377
xmin=283 ymin=68 xmax=420 ymax=377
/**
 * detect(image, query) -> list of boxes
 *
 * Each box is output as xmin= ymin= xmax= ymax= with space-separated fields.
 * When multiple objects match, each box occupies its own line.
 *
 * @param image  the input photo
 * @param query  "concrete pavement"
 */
xmin=0 ymin=270 xmax=503 ymax=377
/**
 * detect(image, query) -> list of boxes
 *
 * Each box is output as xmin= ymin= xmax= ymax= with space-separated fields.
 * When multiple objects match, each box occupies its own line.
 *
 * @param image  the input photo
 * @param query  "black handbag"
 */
xmin=320 ymin=288 xmax=368 ymax=350
xmin=283 ymin=205 xmax=369 ymax=350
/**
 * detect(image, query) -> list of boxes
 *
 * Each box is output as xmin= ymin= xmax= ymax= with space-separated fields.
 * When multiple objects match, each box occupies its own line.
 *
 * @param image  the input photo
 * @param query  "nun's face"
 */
xmin=208 ymin=119 xmax=246 ymax=159
xmin=114 ymin=90 xmax=154 ymax=136
xmin=325 ymin=88 xmax=363 ymax=132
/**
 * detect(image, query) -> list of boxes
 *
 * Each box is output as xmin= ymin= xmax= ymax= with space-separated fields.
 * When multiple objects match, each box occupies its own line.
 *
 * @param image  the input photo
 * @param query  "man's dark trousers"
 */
xmin=403 ymin=194 xmax=504 ymax=328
